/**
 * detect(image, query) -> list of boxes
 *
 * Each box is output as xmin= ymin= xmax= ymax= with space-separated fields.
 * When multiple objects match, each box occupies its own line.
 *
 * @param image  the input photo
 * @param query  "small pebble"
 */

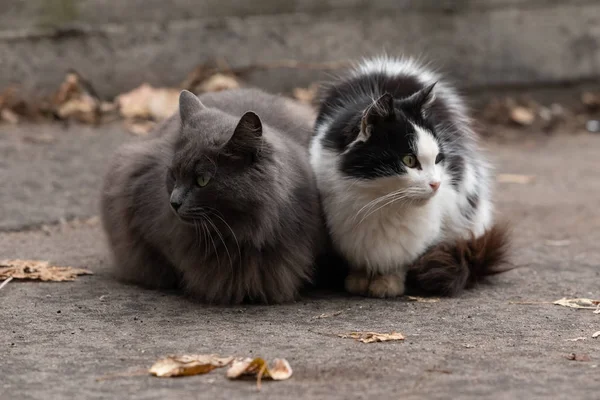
xmin=586 ymin=120 xmax=600 ymax=133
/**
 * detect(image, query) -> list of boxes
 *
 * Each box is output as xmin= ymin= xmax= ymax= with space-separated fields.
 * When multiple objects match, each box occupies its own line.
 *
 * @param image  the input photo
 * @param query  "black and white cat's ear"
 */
xmin=404 ymin=82 xmax=437 ymax=113
xmin=359 ymin=93 xmax=395 ymax=141
xmin=227 ymin=111 xmax=263 ymax=155
xmin=179 ymin=90 xmax=206 ymax=124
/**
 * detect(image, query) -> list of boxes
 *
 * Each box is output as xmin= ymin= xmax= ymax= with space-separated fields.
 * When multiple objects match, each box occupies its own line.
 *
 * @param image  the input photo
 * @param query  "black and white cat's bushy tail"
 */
xmin=407 ymin=223 xmax=512 ymax=296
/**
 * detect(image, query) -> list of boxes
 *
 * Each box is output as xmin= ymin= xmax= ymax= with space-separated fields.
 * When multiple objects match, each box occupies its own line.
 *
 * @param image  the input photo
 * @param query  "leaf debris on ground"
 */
xmin=553 ymin=298 xmax=600 ymax=311
xmin=226 ymin=358 xmax=293 ymax=390
xmin=338 ymin=331 xmax=405 ymax=344
xmin=116 ymin=84 xmax=179 ymax=121
xmin=311 ymin=310 xmax=344 ymax=320
xmin=497 ymin=174 xmax=536 ymax=184
xmin=0 ymin=259 xmax=92 ymax=282
xmin=149 ymin=354 xmax=234 ymax=377
xmin=405 ymin=296 xmax=440 ymax=303
xmin=566 ymin=353 xmax=591 ymax=362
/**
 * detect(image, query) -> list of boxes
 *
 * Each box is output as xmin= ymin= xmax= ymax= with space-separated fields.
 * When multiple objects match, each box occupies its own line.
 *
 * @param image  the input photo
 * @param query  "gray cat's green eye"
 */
xmin=402 ymin=155 xmax=417 ymax=168
xmin=196 ymin=173 xmax=211 ymax=187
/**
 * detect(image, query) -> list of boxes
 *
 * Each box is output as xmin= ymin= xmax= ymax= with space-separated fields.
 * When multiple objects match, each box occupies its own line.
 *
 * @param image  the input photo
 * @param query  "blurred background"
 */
xmin=2 ymin=3 xmax=600 ymax=399
xmin=1 ymin=0 xmax=600 ymax=229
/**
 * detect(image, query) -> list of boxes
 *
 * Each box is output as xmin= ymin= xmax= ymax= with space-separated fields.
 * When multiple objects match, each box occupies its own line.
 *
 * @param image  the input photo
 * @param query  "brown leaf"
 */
xmin=116 ymin=84 xmax=179 ymax=121
xmin=0 ymin=259 xmax=93 ymax=282
xmin=510 ymin=106 xmax=535 ymax=126
xmin=52 ymin=71 xmax=101 ymax=124
xmin=497 ymin=174 xmax=536 ymax=184
xmin=149 ymin=355 xmax=234 ymax=378
xmin=226 ymin=357 xmax=293 ymax=388
xmin=582 ymin=92 xmax=600 ymax=110
xmin=311 ymin=311 xmax=344 ymax=320
xmin=406 ymin=296 xmax=440 ymax=303
xmin=553 ymin=298 xmax=600 ymax=310
xmin=293 ymin=83 xmax=319 ymax=105
xmin=1 ymin=109 xmax=19 ymax=124
xmin=566 ymin=353 xmax=591 ymax=362
xmin=196 ymin=73 xmax=240 ymax=94
xmin=124 ymin=120 xmax=156 ymax=136
xmin=338 ymin=331 xmax=405 ymax=344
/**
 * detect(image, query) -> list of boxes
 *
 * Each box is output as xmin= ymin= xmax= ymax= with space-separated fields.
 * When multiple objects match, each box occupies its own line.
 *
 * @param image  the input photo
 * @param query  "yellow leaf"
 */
xmin=0 ymin=259 xmax=92 ymax=282
xmin=338 ymin=331 xmax=405 ymax=343
xmin=553 ymin=298 xmax=600 ymax=310
xmin=406 ymin=296 xmax=440 ymax=303
xmin=149 ymin=354 xmax=233 ymax=378
xmin=226 ymin=357 xmax=293 ymax=390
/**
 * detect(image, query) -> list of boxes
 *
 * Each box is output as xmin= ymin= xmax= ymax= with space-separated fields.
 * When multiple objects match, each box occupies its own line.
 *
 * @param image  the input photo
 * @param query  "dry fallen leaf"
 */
xmin=582 ymin=92 xmax=600 ymax=110
xmin=406 ymin=296 xmax=440 ymax=303
xmin=592 ymin=331 xmax=600 ymax=338
xmin=497 ymin=174 xmax=536 ymax=184
xmin=196 ymin=73 xmax=240 ymax=94
xmin=566 ymin=353 xmax=591 ymax=362
xmin=116 ymin=84 xmax=179 ymax=121
xmin=293 ymin=83 xmax=319 ymax=105
xmin=52 ymin=71 xmax=101 ymax=124
xmin=226 ymin=358 xmax=292 ymax=390
xmin=124 ymin=120 xmax=156 ymax=136
xmin=312 ymin=311 xmax=344 ymax=320
xmin=553 ymin=298 xmax=600 ymax=310
xmin=0 ymin=259 xmax=92 ymax=282
xmin=338 ymin=331 xmax=405 ymax=344
xmin=1 ymin=108 xmax=19 ymax=123
xmin=149 ymin=354 xmax=233 ymax=377
xmin=510 ymin=106 xmax=535 ymax=126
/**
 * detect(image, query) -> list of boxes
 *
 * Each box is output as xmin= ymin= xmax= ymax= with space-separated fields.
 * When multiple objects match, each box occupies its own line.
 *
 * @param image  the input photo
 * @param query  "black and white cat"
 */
xmin=310 ymin=56 xmax=509 ymax=298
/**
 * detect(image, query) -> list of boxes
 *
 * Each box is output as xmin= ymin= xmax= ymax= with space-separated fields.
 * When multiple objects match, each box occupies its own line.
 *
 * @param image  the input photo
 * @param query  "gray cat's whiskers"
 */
xmin=205 ymin=214 xmax=234 ymax=274
xmin=207 ymin=210 xmax=242 ymax=269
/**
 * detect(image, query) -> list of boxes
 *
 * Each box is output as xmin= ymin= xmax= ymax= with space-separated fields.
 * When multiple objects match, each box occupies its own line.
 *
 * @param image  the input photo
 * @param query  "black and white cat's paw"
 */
xmin=367 ymin=273 xmax=405 ymax=298
xmin=345 ymin=271 xmax=370 ymax=295
xmin=345 ymin=270 xmax=406 ymax=298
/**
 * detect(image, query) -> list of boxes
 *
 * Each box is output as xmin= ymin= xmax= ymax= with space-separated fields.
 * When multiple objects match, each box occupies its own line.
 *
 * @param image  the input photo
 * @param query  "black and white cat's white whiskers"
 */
xmin=310 ymin=55 xmax=511 ymax=298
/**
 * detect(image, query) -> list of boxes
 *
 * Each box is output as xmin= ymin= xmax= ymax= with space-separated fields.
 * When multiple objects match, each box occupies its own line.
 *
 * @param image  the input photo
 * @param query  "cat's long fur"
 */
xmin=101 ymin=88 xmax=323 ymax=304
xmin=310 ymin=56 xmax=510 ymax=297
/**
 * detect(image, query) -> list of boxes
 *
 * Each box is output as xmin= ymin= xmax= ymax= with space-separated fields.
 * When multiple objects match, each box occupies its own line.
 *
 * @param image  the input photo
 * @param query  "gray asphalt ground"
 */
xmin=1 ymin=123 xmax=599 ymax=400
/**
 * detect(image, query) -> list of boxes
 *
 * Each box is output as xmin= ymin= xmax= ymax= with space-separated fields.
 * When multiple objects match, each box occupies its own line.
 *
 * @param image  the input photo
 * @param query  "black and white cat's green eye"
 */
xmin=402 ymin=154 xmax=417 ymax=168
xmin=435 ymin=153 xmax=445 ymax=164
xmin=196 ymin=173 xmax=211 ymax=187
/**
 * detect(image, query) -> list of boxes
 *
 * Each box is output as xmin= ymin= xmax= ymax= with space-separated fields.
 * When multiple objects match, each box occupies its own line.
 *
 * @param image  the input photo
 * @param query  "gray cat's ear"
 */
xmin=359 ymin=93 xmax=395 ymax=141
xmin=404 ymin=82 xmax=436 ymax=112
xmin=227 ymin=111 xmax=263 ymax=154
xmin=233 ymin=111 xmax=262 ymax=139
xmin=179 ymin=90 xmax=205 ymax=124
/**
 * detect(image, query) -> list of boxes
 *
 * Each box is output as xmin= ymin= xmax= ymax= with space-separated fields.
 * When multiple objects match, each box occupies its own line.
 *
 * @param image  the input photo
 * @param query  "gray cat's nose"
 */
xmin=170 ymin=200 xmax=182 ymax=212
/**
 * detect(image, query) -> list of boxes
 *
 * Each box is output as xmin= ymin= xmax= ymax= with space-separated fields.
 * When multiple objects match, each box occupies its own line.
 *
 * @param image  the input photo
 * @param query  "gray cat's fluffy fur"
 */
xmin=101 ymin=88 xmax=324 ymax=304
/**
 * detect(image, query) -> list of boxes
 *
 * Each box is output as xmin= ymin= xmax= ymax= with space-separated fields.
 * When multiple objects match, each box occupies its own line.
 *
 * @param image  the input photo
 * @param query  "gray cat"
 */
xmin=101 ymin=88 xmax=324 ymax=304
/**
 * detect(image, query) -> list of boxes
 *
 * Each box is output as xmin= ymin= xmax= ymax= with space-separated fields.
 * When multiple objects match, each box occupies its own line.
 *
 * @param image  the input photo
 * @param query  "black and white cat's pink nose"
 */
xmin=429 ymin=181 xmax=441 ymax=191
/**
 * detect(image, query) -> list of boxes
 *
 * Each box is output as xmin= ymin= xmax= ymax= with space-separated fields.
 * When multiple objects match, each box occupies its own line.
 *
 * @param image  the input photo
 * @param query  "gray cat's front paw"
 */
xmin=368 ymin=273 xmax=405 ymax=298
xmin=345 ymin=271 xmax=370 ymax=295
